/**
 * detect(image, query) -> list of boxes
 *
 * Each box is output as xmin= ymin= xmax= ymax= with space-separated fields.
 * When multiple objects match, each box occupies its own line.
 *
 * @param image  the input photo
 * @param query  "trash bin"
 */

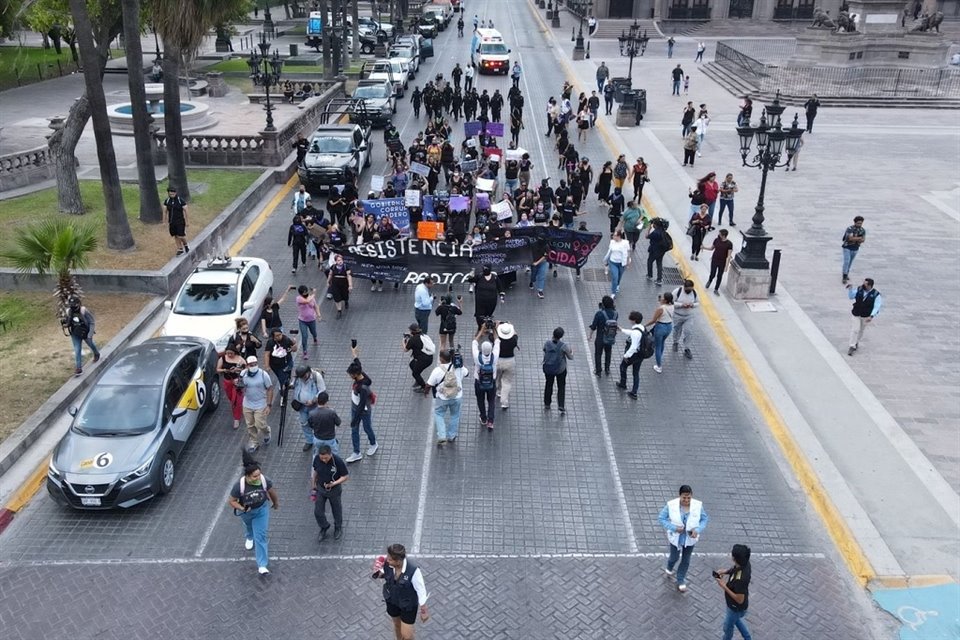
xmin=627 ymin=89 xmax=647 ymax=116
xmin=611 ymin=77 xmax=632 ymax=102
xmin=289 ymin=43 xmax=299 ymax=56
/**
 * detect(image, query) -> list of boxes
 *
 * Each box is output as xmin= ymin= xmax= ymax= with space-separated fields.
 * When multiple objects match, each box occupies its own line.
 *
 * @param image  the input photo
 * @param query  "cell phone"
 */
xmin=351 ymin=339 xmax=358 ymax=348
xmin=712 ymin=571 xmax=722 ymax=579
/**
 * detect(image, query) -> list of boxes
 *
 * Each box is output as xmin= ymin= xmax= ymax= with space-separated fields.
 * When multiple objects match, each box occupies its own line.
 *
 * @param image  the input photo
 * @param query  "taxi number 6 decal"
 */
xmin=95 ymin=452 xmax=113 ymax=468
xmin=195 ymin=379 xmax=206 ymax=407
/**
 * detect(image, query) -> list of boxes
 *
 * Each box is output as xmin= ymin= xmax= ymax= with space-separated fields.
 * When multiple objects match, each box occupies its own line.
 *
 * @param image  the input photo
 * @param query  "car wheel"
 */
xmin=362 ymin=44 xmax=373 ymax=54
xmin=158 ymin=453 xmax=175 ymax=495
xmin=207 ymin=374 xmax=221 ymax=411
xmin=364 ymin=148 xmax=372 ymax=167
xmin=392 ymin=103 xmax=397 ymax=114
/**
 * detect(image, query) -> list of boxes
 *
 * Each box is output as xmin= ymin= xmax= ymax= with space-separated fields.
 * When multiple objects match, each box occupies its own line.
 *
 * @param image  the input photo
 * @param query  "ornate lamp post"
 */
xmin=617 ymin=19 xmax=649 ymax=80
xmin=262 ymin=0 xmax=275 ymax=37
xmin=733 ymin=91 xmax=804 ymax=272
xmin=572 ymin=1 xmax=593 ymax=60
xmin=247 ymin=33 xmax=284 ymax=132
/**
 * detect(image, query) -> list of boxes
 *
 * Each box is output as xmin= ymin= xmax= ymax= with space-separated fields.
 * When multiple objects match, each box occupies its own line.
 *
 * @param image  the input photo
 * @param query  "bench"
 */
xmin=188 ymin=80 xmax=208 ymax=97
xmin=247 ymin=92 xmax=313 ymax=105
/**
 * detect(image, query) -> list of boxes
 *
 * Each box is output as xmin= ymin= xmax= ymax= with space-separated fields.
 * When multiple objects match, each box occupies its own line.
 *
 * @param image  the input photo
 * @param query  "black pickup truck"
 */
xmin=297 ymin=123 xmax=372 ymax=193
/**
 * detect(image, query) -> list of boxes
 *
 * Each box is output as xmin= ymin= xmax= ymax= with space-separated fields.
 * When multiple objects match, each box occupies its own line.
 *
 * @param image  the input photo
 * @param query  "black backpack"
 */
xmin=66 ymin=307 xmax=89 ymax=339
xmin=602 ymin=309 xmax=618 ymax=346
xmin=661 ymin=231 xmax=674 ymax=252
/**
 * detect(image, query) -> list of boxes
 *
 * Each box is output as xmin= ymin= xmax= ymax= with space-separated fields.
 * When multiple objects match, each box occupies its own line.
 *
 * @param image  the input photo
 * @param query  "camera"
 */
xmin=453 ymin=344 xmax=464 ymax=369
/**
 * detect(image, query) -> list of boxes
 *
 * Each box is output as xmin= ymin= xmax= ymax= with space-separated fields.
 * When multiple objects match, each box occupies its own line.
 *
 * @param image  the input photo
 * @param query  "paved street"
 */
xmin=0 ymin=1 xmax=904 ymax=638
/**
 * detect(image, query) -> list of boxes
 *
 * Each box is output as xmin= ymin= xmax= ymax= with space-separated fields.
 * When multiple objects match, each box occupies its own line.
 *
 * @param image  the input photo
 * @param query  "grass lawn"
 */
xmin=0 ymin=291 xmax=153 ymax=444
xmin=0 ymin=46 xmax=122 ymax=91
xmin=206 ymin=58 xmax=362 ymax=74
xmin=0 ymin=169 xmax=260 ymax=271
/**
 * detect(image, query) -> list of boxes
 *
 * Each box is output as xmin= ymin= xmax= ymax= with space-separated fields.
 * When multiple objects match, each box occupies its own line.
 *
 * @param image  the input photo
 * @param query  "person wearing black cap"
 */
xmin=716 ymin=544 xmax=752 ymax=640
xmin=345 ymin=347 xmax=378 ymax=463
xmin=163 ymin=186 xmax=189 ymax=256
xmin=403 ymin=323 xmax=434 ymax=393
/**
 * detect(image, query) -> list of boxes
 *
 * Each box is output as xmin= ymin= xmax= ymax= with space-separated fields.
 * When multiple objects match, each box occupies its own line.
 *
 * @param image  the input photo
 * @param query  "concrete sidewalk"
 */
xmin=530 ymin=0 xmax=960 ymax=587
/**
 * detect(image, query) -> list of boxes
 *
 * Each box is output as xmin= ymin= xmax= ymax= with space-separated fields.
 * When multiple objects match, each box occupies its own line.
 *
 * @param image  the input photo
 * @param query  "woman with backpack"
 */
xmin=292 ymin=364 xmax=327 ymax=452
xmin=435 ymin=295 xmax=463 ymax=352
xmin=588 ymin=296 xmax=618 ymax=377
xmin=426 ymin=349 xmax=469 ymax=446
xmin=617 ymin=311 xmax=650 ymax=399
xmin=227 ymin=450 xmax=279 ymax=575
xmin=542 ymin=326 xmax=573 ymax=412
xmin=403 ymin=323 xmax=435 ymax=394
xmin=646 ymin=291 xmax=675 ymax=374
xmin=472 ymin=329 xmax=500 ymax=430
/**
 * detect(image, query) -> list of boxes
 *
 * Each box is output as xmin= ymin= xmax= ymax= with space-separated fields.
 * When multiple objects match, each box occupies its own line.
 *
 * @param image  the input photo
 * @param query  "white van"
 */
xmin=470 ymin=28 xmax=510 ymax=75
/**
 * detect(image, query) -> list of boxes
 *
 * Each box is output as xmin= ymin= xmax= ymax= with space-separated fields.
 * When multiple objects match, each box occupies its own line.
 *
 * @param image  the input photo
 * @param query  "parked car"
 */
xmin=298 ymin=123 xmax=372 ymax=193
xmin=419 ymin=37 xmax=435 ymax=58
xmin=416 ymin=15 xmax=439 ymax=38
xmin=161 ymin=257 xmax=274 ymax=352
xmin=389 ymin=43 xmax=419 ymax=75
xmin=396 ymin=34 xmax=427 ymax=61
xmin=351 ymin=79 xmax=397 ymax=126
xmin=423 ymin=4 xmax=452 ymax=29
xmin=46 ymin=337 xmax=221 ymax=510
xmin=365 ymin=58 xmax=406 ymax=97
xmin=355 ymin=16 xmax=394 ymax=38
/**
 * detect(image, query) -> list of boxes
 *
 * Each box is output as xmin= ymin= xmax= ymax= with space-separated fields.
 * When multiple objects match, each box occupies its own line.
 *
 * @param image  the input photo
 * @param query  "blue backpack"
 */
xmin=477 ymin=352 xmax=495 ymax=391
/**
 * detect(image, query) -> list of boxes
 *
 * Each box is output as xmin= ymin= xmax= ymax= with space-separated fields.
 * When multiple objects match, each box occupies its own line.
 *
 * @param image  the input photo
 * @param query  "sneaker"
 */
xmin=684 ymin=348 xmax=693 ymax=360
xmin=655 ymin=280 xmax=662 ymax=286
xmin=93 ymin=353 xmax=101 ymax=363
xmin=646 ymin=274 xmax=653 ymax=280
xmin=183 ymin=245 xmax=190 ymax=253
xmin=333 ymin=527 xmax=342 ymax=540
xmin=468 ymin=284 xmax=475 ymax=293
xmin=677 ymin=584 xmax=687 ymax=592
xmin=437 ymin=439 xmax=447 ymax=446
xmin=663 ymin=567 xmax=675 ymax=577
xmin=537 ymin=291 xmax=544 ymax=299
xmin=258 ymin=567 xmax=270 ymax=575
xmin=479 ymin=416 xmax=487 ymax=425
xmin=75 ymin=367 xmax=83 ymax=376
xmin=558 ymin=406 xmax=566 ymax=413
xmin=847 ymin=347 xmax=855 ymax=356
xmin=713 ymin=289 xmax=720 ymax=296
xmin=366 ymin=443 xmax=379 ymax=456
xmin=553 ymin=269 xmax=558 ymax=278
xmin=627 ymin=392 xmax=638 ymax=399
xmin=615 ymin=381 xmax=626 ymax=390
xmin=345 ymin=452 xmax=363 ymax=463
xmin=528 ymin=282 xmax=534 ymax=289
xmin=378 ymin=284 xmax=383 ymax=292
xmin=245 ymin=539 xmax=254 ymax=550
xmin=653 ymin=365 xmax=663 ymax=373
xmin=370 ymin=283 xmax=376 ymax=291
xmin=319 ymin=526 xmax=329 ymax=541
xmin=730 ymin=222 xmax=736 ymax=226
xmin=302 ymin=443 xmax=312 ymax=452
xmin=291 ymin=268 xmax=297 ymax=274
xmin=326 ymin=292 xmax=333 ymax=299
xmin=672 ymin=342 xmax=679 ymax=352
xmin=500 ymin=405 xmax=508 ymax=411
xmin=176 ymin=249 xmax=185 ymax=256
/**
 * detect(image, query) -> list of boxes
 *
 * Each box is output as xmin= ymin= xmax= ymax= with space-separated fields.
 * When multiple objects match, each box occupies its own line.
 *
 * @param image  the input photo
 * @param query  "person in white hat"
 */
xmin=495 ymin=322 xmax=519 ymax=410
xmin=240 ymin=355 xmax=274 ymax=452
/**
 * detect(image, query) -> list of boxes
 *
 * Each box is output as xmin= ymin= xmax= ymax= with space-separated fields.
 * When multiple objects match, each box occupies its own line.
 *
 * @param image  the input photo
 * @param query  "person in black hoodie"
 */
xmin=345 ymin=347 xmax=378 ymax=463
xmin=478 ymin=89 xmax=490 ymax=121
xmin=411 ymin=86 xmax=422 ymax=118
xmin=490 ymin=89 xmax=504 ymax=123
xmin=470 ymin=266 xmax=504 ymax=328
xmin=288 ymin=214 xmax=310 ymax=274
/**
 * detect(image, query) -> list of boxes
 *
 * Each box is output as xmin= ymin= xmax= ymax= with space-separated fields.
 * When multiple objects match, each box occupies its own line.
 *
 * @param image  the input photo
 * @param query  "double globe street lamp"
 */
xmin=247 ymin=33 xmax=285 ymax=132
xmin=618 ymin=19 xmax=649 ymax=81
xmin=572 ymin=0 xmax=594 ymax=60
xmin=733 ymin=91 xmax=804 ymax=272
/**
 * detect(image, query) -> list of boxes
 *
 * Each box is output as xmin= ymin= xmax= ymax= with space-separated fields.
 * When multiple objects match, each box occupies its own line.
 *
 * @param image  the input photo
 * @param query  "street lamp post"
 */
xmin=614 ymin=21 xmax=649 ymax=127
xmin=262 ymin=0 xmax=275 ymax=37
xmin=573 ymin=1 xmax=593 ymax=60
xmin=247 ymin=33 xmax=284 ymax=132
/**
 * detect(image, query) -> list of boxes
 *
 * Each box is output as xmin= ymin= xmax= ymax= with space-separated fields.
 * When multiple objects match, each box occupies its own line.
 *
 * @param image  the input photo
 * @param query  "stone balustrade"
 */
xmin=0 ymin=145 xmax=57 ymax=192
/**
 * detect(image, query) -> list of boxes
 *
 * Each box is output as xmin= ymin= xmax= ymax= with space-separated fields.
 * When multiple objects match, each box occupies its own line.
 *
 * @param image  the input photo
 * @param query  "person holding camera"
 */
xmin=372 ymin=544 xmax=430 ymax=639
xmin=426 ymin=348 xmax=469 ymax=445
xmin=263 ymin=327 xmax=297 ymax=397
xmin=240 ymin=355 xmax=274 ymax=452
xmin=403 ymin=324 xmax=435 ymax=394
xmin=715 ymin=544 xmax=753 ymax=640
xmin=230 ymin=317 xmax=262 ymax=360
xmin=311 ymin=444 xmax=349 ymax=541
xmin=227 ymin=451 xmax=279 ymax=575
xmin=646 ymin=218 xmax=672 ymax=286
xmin=659 ymin=484 xmax=709 ymax=593
xmin=217 ymin=345 xmax=247 ymax=430
xmin=62 ymin=295 xmax=100 ymax=376
xmin=471 ymin=328 xmax=500 ymax=430
xmin=292 ymin=364 xmax=326 ymax=452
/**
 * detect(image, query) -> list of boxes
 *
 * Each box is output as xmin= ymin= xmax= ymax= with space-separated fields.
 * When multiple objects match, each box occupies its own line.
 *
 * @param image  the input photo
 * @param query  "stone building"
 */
xmin=588 ymin=0 xmax=957 ymax=21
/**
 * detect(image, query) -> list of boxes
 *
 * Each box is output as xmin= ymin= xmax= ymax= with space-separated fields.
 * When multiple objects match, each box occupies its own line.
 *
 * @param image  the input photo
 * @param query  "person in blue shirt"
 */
xmin=846 ymin=278 xmax=882 ymax=356
xmin=658 ymin=484 xmax=709 ymax=592
xmin=414 ymin=276 xmax=436 ymax=332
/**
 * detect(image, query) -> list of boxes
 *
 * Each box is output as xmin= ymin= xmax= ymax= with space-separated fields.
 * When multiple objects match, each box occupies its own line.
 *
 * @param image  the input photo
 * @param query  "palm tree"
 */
xmin=1 ymin=219 xmax=98 ymax=318
xmin=121 ymin=0 xmax=163 ymax=223
xmin=68 ymin=0 xmax=135 ymax=250
xmin=153 ymin=0 xmax=249 ymax=202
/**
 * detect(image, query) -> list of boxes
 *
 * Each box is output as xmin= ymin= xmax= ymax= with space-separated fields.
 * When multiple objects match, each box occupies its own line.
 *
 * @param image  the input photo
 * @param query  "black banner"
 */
xmin=511 ymin=227 xmax=603 ymax=269
xmin=333 ymin=237 xmax=535 ymax=284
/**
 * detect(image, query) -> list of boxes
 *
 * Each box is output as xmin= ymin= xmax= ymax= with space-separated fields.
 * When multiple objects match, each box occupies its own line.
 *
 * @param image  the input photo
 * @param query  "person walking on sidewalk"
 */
xmin=704 ymin=229 xmax=734 ymax=295
xmin=414 ymin=276 xmax=436 ymax=332
xmin=542 ymin=326 xmax=573 ymax=412
xmin=311 ymin=444 xmax=348 ymax=541
xmin=717 ymin=173 xmax=738 ymax=226
xmin=295 ymin=285 xmax=321 ymax=359
xmin=646 ymin=217 xmax=672 ymax=286
xmin=426 ymin=348 xmax=468 ymax=445
xmin=846 ymin=278 xmax=882 ymax=356
xmin=163 ymin=187 xmax=190 ymax=256
xmin=291 ymin=363 xmax=325 ymax=451
xmin=667 ymin=36 xmax=675 ymax=58
xmin=372 ymin=544 xmax=431 ymax=639
xmin=630 ymin=157 xmax=649 ymax=203
xmin=617 ymin=311 xmax=649 ymax=399
xmin=689 ymin=204 xmax=710 ymax=260
xmin=672 ymin=279 xmax=699 ymax=360
xmin=596 ymin=61 xmax=609 ymax=92
xmin=841 ymin=216 xmax=867 ymax=284
xmin=603 ymin=81 xmax=615 ymax=115
xmin=240 ymin=354 xmax=274 ymax=452
xmin=804 ymin=94 xmax=821 ymax=133
xmin=716 ymin=544 xmax=753 ymax=640
xmin=681 ymin=101 xmax=696 ymax=136
xmin=622 ymin=200 xmax=644 ymax=252
xmin=589 ymin=295 xmax=619 ymax=377
xmin=511 ymin=61 xmax=522 ymax=88
xmin=217 ymin=345 xmax=246 ymax=430
xmin=682 ymin=126 xmax=699 ymax=167
xmin=472 ymin=330 xmax=499 ymax=430
xmin=345 ymin=349 xmax=379 ymax=463
xmin=671 ymin=64 xmax=683 ymax=96
xmin=495 ymin=322 xmax=518 ymax=410
xmin=228 ymin=451 xmax=279 ymax=575
xmin=604 ymin=231 xmax=631 ymax=297
xmin=659 ymin=484 xmax=710 ymax=592
xmin=695 ymin=41 xmax=706 ymax=62
xmin=403 ymin=323 xmax=435 ymax=394
xmin=646 ymin=291 xmax=675 ymax=373
xmin=62 ymin=295 xmax=100 ymax=376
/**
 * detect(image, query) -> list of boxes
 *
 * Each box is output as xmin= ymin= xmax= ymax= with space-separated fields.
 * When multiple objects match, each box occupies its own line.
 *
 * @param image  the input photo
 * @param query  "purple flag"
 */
xmin=464 ymin=121 xmax=483 ymax=137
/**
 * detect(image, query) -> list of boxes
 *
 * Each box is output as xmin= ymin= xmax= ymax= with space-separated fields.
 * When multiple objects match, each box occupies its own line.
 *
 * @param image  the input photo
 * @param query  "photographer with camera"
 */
xmin=646 ymin=218 xmax=673 ymax=287
xmin=61 ymin=295 xmax=100 ymax=376
xmin=715 ymin=544 xmax=753 ymax=640
xmin=403 ymin=324 xmax=435 ymax=394
xmin=425 ymin=348 xmax=469 ymax=445
xmin=471 ymin=328 xmax=500 ymax=430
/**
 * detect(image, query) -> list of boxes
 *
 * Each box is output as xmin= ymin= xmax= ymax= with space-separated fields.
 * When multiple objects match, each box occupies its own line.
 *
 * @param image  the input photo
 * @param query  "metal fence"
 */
xmin=714 ymin=40 xmax=960 ymax=98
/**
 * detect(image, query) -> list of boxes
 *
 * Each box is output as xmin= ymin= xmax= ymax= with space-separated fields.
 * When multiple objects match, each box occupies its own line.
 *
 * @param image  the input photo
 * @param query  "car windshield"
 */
xmin=309 ymin=136 xmax=354 ymax=154
xmin=74 ymin=385 xmax=160 ymax=436
xmin=173 ymin=282 xmax=237 ymax=315
xmin=481 ymin=43 xmax=508 ymax=54
xmin=354 ymin=85 xmax=390 ymax=99
xmin=391 ymin=47 xmax=413 ymax=58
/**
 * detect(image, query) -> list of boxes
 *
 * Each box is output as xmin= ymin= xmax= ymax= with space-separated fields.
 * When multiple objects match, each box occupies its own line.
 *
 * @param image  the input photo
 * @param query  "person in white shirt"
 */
xmin=658 ymin=485 xmax=710 ymax=592
xmin=291 ymin=185 xmax=311 ymax=214
xmin=616 ymin=311 xmax=647 ymax=398
xmin=672 ymin=279 xmax=699 ymax=360
xmin=373 ymin=543 xmax=430 ymax=637
xmin=425 ymin=349 xmax=469 ymax=445
xmin=471 ymin=330 xmax=500 ymax=430
xmin=464 ymin=63 xmax=475 ymax=92
xmin=604 ymin=229 xmax=632 ymax=297
xmin=695 ymin=106 xmax=710 ymax=158
xmin=414 ymin=276 xmax=435 ymax=332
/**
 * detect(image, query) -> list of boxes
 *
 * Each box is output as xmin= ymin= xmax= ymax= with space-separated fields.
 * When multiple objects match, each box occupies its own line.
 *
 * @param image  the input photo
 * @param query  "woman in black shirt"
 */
xmin=716 ymin=544 xmax=752 ymax=640
xmin=495 ymin=322 xmax=518 ymax=410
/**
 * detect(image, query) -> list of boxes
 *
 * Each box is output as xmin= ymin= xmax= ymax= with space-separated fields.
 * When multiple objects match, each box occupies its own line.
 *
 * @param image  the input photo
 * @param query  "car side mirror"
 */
xmin=508 ymin=49 xmax=512 ymax=53
xmin=68 ymin=406 xmax=78 ymax=417
xmin=171 ymin=407 xmax=187 ymax=423
xmin=164 ymin=300 xmax=172 ymax=309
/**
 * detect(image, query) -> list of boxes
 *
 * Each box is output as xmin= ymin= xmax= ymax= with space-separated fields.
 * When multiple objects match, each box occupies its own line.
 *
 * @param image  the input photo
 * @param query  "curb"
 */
xmin=0 ymin=297 xmax=164 ymax=478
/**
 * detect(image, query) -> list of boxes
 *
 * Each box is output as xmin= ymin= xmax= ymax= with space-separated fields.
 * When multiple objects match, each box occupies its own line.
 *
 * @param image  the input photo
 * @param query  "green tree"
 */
xmin=68 ymin=0 xmax=134 ymax=250
xmin=153 ymin=0 xmax=251 ymax=202
xmin=121 ymin=0 xmax=162 ymax=223
xmin=1 ymin=218 xmax=98 ymax=318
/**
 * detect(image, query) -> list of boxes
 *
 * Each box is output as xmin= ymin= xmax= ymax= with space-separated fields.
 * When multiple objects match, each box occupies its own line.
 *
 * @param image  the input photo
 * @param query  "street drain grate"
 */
xmin=579 ymin=266 xmax=684 ymax=286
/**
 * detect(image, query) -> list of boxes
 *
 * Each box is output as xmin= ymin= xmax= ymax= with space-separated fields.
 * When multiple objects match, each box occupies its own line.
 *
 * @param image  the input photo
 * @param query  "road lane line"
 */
xmin=508 ymin=2 xmax=639 ymax=554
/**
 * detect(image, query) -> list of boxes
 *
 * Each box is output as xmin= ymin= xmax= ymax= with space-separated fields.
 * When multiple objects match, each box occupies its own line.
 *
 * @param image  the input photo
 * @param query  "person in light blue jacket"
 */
xmin=658 ymin=484 xmax=710 ymax=592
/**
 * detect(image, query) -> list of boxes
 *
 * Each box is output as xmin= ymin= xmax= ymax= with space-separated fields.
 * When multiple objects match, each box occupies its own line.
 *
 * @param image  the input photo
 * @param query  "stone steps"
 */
xmin=700 ymin=61 xmax=960 ymax=108
xmin=591 ymin=19 xmax=662 ymax=40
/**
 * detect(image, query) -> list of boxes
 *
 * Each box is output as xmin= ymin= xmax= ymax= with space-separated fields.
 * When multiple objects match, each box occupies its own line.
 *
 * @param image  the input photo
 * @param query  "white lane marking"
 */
xmin=194 ymin=481 xmax=237 ymax=558
xmin=410 ymin=404 xmax=436 ymax=554
xmin=1 ymin=550 xmax=825 ymax=568
xmin=508 ymin=1 xmax=639 ymax=554
xmin=920 ymin=193 xmax=960 ymax=223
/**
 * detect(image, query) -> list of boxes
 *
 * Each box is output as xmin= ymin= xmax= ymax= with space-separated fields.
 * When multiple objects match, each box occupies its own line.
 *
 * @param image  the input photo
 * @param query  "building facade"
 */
xmin=590 ymin=0 xmax=958 ymax=20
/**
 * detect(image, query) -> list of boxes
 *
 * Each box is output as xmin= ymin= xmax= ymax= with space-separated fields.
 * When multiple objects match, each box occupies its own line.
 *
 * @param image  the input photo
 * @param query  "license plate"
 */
xmin=80 ymin=497 xmax=101 ymax=507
